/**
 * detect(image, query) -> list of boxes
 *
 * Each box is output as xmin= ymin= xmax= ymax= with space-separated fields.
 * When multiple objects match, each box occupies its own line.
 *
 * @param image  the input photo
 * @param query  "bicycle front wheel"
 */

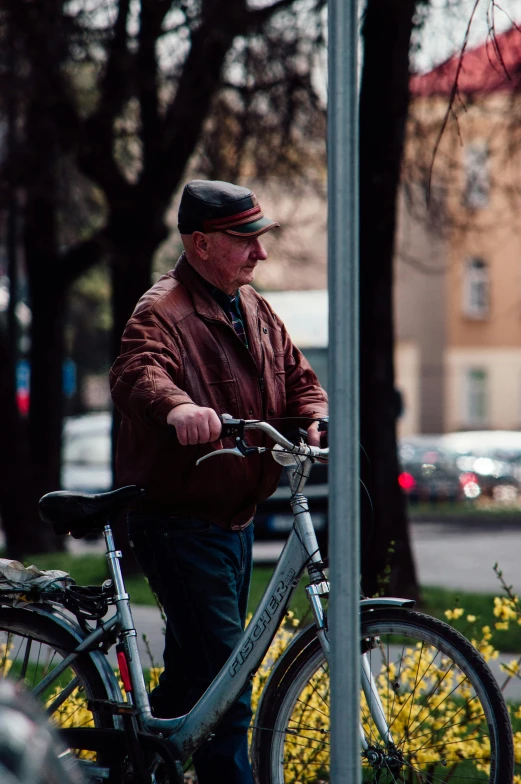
xmin=253 ymin=609 xmax=514 ymax=783
xmin=0 ymin=606 xmax=116 ymax=766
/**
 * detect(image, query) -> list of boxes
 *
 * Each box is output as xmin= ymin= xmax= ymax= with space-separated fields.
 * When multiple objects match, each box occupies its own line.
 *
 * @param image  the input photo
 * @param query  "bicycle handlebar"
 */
xmin=194 ymin=415 xmax=329 ymax=465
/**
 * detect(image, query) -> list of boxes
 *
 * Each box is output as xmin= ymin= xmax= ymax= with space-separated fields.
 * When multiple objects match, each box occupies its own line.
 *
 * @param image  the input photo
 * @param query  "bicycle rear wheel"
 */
xmin=252 ymin=609 xmax=514 ymax=783
xmin=0 ymin=606 xmax=117 ymax=770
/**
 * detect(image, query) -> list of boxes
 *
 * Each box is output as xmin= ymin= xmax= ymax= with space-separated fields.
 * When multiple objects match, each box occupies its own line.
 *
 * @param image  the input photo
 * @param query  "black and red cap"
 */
xmin=178 ymin=180 xmax=280 ymax=238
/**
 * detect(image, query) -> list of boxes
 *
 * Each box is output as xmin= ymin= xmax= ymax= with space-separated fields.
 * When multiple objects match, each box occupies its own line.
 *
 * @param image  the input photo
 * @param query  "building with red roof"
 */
xmin=410 ymin=25 xmax=521 ymax=98
xmin=395 ymin=25 xmax=521 ymax=435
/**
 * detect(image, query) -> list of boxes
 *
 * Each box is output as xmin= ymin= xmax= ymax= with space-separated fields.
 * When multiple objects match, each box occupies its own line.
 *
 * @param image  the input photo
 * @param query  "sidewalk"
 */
xmin=410 ymin=520 xmax=521 ymax=593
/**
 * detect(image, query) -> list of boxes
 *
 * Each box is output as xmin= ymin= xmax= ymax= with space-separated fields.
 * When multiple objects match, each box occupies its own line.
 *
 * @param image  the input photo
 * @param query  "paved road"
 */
xmin=411 ymin=519 xmax=521 ymax=593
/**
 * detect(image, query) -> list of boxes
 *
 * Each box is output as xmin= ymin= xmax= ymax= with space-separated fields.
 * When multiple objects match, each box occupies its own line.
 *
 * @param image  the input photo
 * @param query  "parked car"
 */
xmin=397 ymin=435 xmax=465 ymax=503
xmin=441 ymin=430 xmax=521 ymax=502
xmin=62 ymin=412 xmax=112 ymax=494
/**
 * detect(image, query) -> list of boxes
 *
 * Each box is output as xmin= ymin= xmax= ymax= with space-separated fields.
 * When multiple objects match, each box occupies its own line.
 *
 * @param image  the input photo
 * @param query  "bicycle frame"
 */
xmin=106 ymin=488 xmax=328 ymax=763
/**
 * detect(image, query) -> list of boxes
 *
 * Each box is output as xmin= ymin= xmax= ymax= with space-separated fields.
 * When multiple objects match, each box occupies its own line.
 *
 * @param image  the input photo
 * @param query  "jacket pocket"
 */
xmin=273 ymin=351 xmax=287 ymax=414
xmin=208 ymin=378 xmax=240 ymax=416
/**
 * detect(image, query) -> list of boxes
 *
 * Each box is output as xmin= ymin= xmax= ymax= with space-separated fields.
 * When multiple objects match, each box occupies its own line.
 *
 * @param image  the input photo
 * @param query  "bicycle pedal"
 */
xmin=88 ymin=698 xmax=136 ymax=716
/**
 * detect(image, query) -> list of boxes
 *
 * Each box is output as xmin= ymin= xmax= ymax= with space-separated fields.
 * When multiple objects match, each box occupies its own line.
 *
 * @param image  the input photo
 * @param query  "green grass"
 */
xmin=24 ymin=551 xmax=157 ymax=606
xmin=419 ymin=585 xmax=521 ymax=652
xmin=409 ymin=501 xmax=521 ymax=519
xmin=24 ymin=552 xmax=109 ymax=585
xmin=24 ymin=553 xmax=521 ymax=651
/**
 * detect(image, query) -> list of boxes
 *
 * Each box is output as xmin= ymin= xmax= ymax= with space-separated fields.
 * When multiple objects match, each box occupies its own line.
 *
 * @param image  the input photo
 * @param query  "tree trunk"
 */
xmin=20 ymin=290 xmax=67 ymax=554
xmin=20 ymin=99 xmax=66 ymax=553
xmin=28 ymin=289 xmax=67 ymax=503
xmin=0 ymin=1 xmax=70 ymax=555
xmin=108 ymin=225 xmax=163 ymax=569
xmin=108 ymin=207 xmax=168 ymax=363
xmin=359 ymin=0 xmax=419 ymax=599
xmin=0 ymin=329 xmax=35 ymax=560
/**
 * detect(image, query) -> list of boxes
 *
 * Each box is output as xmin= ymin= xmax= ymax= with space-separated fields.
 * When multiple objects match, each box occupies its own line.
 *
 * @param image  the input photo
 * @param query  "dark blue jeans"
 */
xmin=127 ymin=512 xmax=255 ymax=784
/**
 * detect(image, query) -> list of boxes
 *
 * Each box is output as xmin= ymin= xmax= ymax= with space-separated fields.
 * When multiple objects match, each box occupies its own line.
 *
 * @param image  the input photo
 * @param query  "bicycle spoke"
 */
xmin=398 ymin=753 xmax=491 ymax=783
xmin=293 ymin=694 xmax=330 ymax=723
xmin=407 ymin=732 xmax=493 ymax=754
xmin=33 ymin=642 xmax=42 ymax=690
xmin=46 ymin=675 xmax=81 ymax=716
xmin=287 ymin=721 xmax=330 ymax=737
xmin=20 ymin=635 xmax=32 ymax=681
xmin=284 ymin=737 xmax=329 ymax=753
xmin=407 ymin=710 xmax=486 ymax=748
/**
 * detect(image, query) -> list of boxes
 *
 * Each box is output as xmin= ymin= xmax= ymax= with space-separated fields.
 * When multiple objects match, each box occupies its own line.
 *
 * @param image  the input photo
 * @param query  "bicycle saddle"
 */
xmin=39 ymin=485 xmax=145 ymax=538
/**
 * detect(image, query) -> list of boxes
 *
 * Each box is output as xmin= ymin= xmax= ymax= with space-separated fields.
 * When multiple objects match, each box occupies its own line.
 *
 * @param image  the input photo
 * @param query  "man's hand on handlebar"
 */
xmin=306 ymin=421 xmax=321 ymax=448
xmin=167 ymin=408 xmax=329 ymax=459
xmin=167 ymin=403 xmax=222 ymax=446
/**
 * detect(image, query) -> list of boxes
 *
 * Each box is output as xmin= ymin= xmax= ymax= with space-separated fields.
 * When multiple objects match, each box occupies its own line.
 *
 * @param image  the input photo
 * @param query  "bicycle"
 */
xmin=0 ymin=678 xmax=85 ymax=784
xmin=0 ymin=415 xmax=514 ymax=783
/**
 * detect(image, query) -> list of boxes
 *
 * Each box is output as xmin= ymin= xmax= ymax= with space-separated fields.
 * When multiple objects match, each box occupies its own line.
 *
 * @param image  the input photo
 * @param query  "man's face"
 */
xmin=203 ymin=232 xmax=269 ymax=294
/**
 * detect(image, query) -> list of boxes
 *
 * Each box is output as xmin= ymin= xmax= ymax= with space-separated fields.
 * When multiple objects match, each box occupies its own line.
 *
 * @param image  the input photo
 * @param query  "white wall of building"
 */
xmin=445 ymin=348 xmax=521 ymax=431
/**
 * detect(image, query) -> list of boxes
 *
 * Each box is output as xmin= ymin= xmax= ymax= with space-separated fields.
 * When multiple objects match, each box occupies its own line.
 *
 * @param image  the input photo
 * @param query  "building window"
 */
xmin=465 ymin=368 xmax=488 ymax=425
xmin=463 ymin=258 xmax=489 ymax=319
xmin=463 ymin=141 xmax=490 ymax=209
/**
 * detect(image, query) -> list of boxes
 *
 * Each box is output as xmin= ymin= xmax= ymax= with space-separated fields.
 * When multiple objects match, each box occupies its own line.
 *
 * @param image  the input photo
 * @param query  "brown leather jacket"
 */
xmin=109 ymin=255 xmax=328 ymax=529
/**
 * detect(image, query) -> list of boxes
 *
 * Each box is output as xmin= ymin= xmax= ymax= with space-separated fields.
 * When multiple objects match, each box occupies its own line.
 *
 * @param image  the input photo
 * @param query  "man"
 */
xmin=110 ymin=180 xmax=328 ymax=783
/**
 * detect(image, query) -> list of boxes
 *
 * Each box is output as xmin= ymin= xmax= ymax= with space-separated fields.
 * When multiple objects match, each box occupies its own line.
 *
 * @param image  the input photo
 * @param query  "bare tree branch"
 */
xmin=137 ymin=0 xmax=171 ymax=172
xmin=427 ymin=0 xmax=482 ymax=198
xmin=59 ymin=230 xmax=111 ymax=286
xmin=79 ymin=0 xmax=133 ymax=198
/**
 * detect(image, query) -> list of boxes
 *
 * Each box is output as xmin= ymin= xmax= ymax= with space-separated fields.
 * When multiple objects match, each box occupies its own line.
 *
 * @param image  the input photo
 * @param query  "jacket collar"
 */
xmin=173 ymin=253 xmax=262 ymax=368
xmin=173 ymin=253 xmax=229 ymax=323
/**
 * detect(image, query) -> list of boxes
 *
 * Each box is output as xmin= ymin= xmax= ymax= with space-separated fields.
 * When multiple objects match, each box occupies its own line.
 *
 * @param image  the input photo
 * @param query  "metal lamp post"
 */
xmin=327 ymin=0 xmax=360 ymax=780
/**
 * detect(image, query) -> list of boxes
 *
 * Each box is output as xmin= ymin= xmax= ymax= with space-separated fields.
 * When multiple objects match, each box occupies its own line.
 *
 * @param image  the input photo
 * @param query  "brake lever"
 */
xmin=196 ymin=447 xmax=245 ymax=464
xmin=196 ymin=436 xmax=266 ymax=465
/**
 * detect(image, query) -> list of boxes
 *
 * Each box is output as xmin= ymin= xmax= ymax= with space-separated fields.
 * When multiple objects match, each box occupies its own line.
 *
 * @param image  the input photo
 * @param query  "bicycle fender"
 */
xmin=11 ymin=603 xmax=123 ymax=705
xmin=360 ymin=597 xmax=415 ymax=612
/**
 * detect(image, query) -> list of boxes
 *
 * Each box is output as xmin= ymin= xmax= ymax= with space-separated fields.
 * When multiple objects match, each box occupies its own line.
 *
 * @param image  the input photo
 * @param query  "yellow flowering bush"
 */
xmin=46 ymin=683 xmax=96 ymax=761
xmin=274 ymin=637 xmax=500 ymax=782
xmin=444 ymin=606 xmax=465 ymax=620
xmin=250 ymin=606 xmax=515 ymax=782
xmin=248 ymin=599 xmax=521 ymax=782
xmin=7 ymin=596 xmax=521 ymax=782
xmin=494 ymin=596 xmax=521 ymax=624
xmin=0 ymin=644 xmax=12 ymax=678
